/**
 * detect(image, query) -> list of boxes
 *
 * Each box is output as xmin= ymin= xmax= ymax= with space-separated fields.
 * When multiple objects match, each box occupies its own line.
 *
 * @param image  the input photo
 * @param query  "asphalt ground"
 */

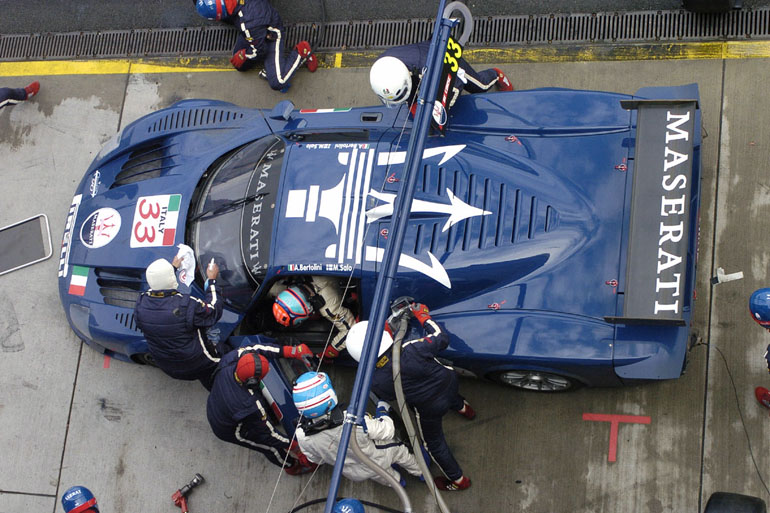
xmin=2 ymin=0 xmax=770 ymax=34
xmin=3 ymin=36 xmax=770 ymax=513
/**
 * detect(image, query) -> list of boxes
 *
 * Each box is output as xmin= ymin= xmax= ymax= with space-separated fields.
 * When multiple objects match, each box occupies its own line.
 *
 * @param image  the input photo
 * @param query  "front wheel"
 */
xmin=490 ymin=369 xmax=580 ymax=392
xmin=131 ymin=352 xmax=157 ymax=367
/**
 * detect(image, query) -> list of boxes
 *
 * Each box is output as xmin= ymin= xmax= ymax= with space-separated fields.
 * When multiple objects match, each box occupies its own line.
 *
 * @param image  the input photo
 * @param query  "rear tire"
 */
xmin=704 ymin=492 xmax=767 ymax=513
xmin=490 ymin=369 xmax=580 ymax=392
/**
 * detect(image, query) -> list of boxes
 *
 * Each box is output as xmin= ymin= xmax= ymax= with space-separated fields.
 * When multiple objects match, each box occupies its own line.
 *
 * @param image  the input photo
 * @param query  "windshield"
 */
xmin=188 ymin=136 xmax=285 ymax=309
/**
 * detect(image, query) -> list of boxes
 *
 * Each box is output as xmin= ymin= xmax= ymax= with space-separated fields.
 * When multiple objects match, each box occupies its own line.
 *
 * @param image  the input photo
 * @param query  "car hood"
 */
xmin=271 ymin=118 xmax=628 ymax=320
xmin=64 ymin=176 xmax=199 ymax=272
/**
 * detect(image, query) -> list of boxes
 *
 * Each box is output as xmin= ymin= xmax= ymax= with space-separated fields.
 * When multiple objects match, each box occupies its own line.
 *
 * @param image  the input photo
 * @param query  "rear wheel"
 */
xmin=491 ymin=369 xmax=579 ymax=392
xmin=131 ymin=352 xmax=157 ymax=367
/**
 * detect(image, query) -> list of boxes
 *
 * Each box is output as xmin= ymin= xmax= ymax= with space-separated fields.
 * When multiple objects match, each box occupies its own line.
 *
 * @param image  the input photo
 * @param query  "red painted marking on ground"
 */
xmin=583 ymin=413 xmax=651 ymax=462
xmin=103 ymin=355 xmax=111 ymax=369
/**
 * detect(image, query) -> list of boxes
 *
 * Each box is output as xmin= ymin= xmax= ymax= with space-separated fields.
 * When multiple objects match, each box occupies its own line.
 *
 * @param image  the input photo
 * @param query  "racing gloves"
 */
xmin=410 ymin=303 xmax=431 ymax=325
xmin=283 ymin=343 xmax=313 ymax=360
xmin=230 ymin=49 xmax=248 ymax=70
xmin=319 ymin=345 xmax=340 ymax=359
xmin=294 ymin=41 xmax=317 ymax=73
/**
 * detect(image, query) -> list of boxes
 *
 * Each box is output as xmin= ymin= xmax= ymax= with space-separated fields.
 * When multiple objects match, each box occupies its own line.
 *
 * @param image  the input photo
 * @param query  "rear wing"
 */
xmin=606 ymin=98 xmax=699 ymax=326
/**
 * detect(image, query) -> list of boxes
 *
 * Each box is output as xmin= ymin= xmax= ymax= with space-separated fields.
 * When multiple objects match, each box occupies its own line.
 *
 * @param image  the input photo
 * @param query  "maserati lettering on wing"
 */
xmin=654 ymin=111 xmax=691 ymax=314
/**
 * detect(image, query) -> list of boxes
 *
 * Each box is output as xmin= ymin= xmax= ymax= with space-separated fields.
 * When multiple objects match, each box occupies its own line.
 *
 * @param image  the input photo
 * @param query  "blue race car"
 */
xmin=58 ymin=84 xmax=702 ymax=397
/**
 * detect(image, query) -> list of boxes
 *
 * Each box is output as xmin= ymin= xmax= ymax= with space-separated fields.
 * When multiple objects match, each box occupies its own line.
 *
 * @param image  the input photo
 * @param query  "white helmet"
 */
xmin=346 ymin=321 xmax=394 ymax=362
xmin=146 ymin=258 xmax=178 ymax=290
xmin=369 ymin=56 xmax=412 ymax=107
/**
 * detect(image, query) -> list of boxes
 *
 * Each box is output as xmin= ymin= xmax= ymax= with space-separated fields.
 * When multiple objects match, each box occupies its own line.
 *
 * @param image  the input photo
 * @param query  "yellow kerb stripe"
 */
xmin=2 ymin=40 xmax=770 ymax=77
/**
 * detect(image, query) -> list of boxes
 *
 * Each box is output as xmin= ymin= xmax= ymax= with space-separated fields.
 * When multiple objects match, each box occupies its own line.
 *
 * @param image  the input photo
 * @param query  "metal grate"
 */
xmin=2 ymin=7 xmax=770 ymax=61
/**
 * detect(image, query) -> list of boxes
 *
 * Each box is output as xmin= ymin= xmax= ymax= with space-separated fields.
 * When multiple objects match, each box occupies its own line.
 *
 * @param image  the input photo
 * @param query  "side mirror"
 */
xmin=269 ymin=100 xmax=295 ymax=120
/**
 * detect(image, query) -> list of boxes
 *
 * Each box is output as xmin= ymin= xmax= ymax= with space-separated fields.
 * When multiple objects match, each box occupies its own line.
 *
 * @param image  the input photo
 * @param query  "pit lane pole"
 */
xmin=322 ymin=2 xmax=452 ymax=512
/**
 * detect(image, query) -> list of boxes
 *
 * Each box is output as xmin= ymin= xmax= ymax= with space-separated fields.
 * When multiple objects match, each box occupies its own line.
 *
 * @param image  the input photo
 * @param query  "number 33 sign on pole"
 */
xmin=432 ymin=36 xmax=464 ymax=134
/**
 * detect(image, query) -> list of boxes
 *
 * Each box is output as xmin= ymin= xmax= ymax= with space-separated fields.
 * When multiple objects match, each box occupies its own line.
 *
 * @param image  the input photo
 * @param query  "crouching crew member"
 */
xmin=369 ymin=42 xmax=512 ymax=109
xmin=194 ymin=0 xmax=317 ymax=91
xmin=206 ymin=339 xmax=316 ymax=474
xmin=346 ymin=303 xmax=475 ymax=491
xmin=135 ymin=257 xmax=224 ymax=390
xmin=293 ymin=371 xmax=422 ymax=487
xmin=272 ymin=275 xmax=356 ymax=359
xmin=0 ymin=81 xmax=40 ymax=110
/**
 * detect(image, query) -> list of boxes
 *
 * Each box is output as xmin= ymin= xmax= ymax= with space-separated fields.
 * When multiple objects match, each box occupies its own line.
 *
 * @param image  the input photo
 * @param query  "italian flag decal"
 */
xmin=163 ymin=194 xmax=181 ymax=246
xmin=69 ymin=266 xmax=89 ymax=296
xmin=299 ymin=108 xmax=351 ymax=113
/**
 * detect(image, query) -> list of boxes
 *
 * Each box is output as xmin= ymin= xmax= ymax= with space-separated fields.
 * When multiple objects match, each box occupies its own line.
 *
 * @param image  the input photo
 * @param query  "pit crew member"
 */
xmin=134 ymin=256 xmax=223 ymax=390
xmin=293 ymin=371 xmax=422 ymax=487
xmin=206 ymin=339 xmax=316 ymax=474
xmin=749 ymin=288 xmax=770 ymax=410
xmin=194 ymin=0 xmax=317 ymax=91
xmin=369 ymin=42 xmax=512 ymax=108
xmin=61 ymin=485 xmax=99 ymax=513
xmin=347 ymin=302 xmax=475 ymax=491
xmin=0 ymin=81 xmax=40 ymax=110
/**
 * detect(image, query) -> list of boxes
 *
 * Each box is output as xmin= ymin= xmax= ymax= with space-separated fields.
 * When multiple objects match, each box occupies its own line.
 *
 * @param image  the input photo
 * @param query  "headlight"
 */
xmin=96 ymin=132 xmax=121 ymax=161
xmin=69 ymin=303 xmax=92 ymax=340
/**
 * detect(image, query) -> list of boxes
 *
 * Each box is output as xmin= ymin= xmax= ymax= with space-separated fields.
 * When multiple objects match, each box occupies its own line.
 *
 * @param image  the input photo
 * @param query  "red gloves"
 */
xmin=319 ymin=345 xmax=340 ymax=359
xmin=295 ymin=41 xmax=312 ymax=58
xmin=286 ymin=440 xmax=317 ymax=475
xmin=230 ymin=49 xmax=247 ymax=69
xmin=410 ymin=303 xmax=431 ymax=325
xmin=283 ymin=343 xmax=313 ymax=360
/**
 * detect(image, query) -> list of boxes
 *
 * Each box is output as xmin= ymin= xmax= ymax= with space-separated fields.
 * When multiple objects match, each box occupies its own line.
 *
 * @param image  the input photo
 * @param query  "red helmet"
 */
xmin=273 ymin=286 xmax=313 ymax=327
xmin=234 ymin=352 xmax=269 ymax=387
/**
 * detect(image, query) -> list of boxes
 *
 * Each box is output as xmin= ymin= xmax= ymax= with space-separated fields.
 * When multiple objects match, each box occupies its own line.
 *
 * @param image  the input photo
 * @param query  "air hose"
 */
xmin=390 ymin=312 xmax=452 ymax=513
xmin=348 ymin=422 xmax=412 ymax=512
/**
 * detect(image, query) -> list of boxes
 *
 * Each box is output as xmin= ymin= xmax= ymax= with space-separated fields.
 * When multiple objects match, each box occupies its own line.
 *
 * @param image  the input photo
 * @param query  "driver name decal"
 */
xmin=130 ymin=194 xmax=181 ymax=248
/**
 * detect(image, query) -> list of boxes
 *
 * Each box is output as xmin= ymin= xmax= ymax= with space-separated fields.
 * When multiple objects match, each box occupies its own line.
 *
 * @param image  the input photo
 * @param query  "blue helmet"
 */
xmin=750 ymin=288 xmax=770 ymax=328
xmin=333 ymin=498 xmax=365 ymax=513
xmin=273 ymin=286 xmax=313 ymax=327
xmin=293 ymin=372 xmax=338 ymax=418
xmin=195 ymin=0 xmax=228 ymax=20
xmin=62 ymin=486 xmax=99 ymax=513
